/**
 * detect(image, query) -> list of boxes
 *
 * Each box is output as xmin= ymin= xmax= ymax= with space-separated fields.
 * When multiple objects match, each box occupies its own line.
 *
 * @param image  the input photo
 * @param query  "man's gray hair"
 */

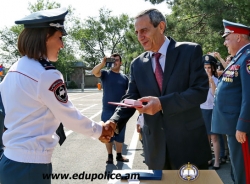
xmin=135 ymin=9 xmax=166 ymax=33
xmin=241 ymin=34 xmax=250 ymax=41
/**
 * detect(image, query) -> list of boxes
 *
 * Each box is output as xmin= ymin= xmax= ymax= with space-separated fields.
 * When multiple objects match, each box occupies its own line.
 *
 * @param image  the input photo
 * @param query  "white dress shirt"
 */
xmin=150 ymin=37 xmax=170 ymax=72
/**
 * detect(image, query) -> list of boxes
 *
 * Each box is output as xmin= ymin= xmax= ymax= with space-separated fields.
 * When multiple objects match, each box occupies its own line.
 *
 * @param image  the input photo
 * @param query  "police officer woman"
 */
xmin=0 ymin=8 xmax=114 ymax=184
xmin=200 ymin=54 xmax=220 ymax=170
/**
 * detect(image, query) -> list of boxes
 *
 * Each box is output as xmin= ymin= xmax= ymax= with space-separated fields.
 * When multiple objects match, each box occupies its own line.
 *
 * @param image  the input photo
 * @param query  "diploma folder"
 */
xmin=120 ymin=170 xmax=162 ymax=180
xmin=108 ymin=99 xmax=143 ymax=108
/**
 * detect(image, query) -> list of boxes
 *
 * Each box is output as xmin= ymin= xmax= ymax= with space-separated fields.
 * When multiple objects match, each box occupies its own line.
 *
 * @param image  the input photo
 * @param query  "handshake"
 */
xmin=99 ymin=120 xmax=116 ymax=143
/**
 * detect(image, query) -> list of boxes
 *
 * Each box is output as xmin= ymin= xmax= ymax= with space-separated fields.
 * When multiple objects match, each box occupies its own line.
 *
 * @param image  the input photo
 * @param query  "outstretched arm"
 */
xmin=92 ymin=57 xmax=107 ymax=77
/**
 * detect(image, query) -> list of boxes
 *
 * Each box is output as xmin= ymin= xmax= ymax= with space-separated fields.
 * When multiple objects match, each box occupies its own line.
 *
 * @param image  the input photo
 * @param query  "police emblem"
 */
xmin=205 ymin=56 xmax=209 ymax=61
xmin=49 ymin=79 xmax=68 ymax=103
xmin=246 ymin=60 xmax=250 ymax=74
xmin=178 ymin=162 xmax=199 ymax=181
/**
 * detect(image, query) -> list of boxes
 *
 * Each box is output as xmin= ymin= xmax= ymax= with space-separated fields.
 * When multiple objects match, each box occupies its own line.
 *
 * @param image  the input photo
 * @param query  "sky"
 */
xmin=0 ymin=0 xmax=171 ymax=29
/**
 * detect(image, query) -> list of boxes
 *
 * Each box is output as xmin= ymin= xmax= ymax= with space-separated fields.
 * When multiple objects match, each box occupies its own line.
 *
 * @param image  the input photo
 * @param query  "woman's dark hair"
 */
xmin=210 ymin=63 xmax=218 ymax=78
xmin=18 ymin=27 xmax=57 ymax=60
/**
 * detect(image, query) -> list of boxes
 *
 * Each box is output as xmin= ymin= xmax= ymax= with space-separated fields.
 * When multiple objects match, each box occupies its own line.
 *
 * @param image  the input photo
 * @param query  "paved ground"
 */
xmin=52 ymin=88 xmax=233 ymax=184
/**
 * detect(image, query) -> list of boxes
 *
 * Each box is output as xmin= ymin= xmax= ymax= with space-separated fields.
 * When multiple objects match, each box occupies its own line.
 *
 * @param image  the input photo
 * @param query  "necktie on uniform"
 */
xmin=154 ymin=53 xmax=163 ymax=92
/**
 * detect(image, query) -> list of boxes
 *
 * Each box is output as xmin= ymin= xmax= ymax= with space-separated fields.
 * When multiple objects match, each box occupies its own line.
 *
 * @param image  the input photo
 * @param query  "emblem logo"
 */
xmin=246 ymin=60 xmax=250 ymax=74
xmin=178 ymin=162 xmax=199 ymax=181
xmin=205 ymin=56 xmax=209 ymax=61
xmin=49 ymin=79 xmax=68 ymax=103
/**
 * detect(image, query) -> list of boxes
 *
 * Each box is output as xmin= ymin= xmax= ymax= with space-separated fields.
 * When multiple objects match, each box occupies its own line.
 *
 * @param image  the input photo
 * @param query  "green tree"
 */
xmin=0 ymin=25 xmax=23 ymax=65
xmin=145 ymin=0 xmax=250 ymax=59
xmin=71 ymin=8 xmax=142 ymax=74
xmin=117 ymin=24 xmax=144 ymax=74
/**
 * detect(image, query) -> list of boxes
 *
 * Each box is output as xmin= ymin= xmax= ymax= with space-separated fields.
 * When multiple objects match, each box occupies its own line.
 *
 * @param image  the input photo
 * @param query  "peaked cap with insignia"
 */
xmin=222 ymin=19 xmax=250 ymax=38
xmin=15 ymin=7 xmax=68 ymax=36
xmin=202 ymin=54 xmax=219 ymax=69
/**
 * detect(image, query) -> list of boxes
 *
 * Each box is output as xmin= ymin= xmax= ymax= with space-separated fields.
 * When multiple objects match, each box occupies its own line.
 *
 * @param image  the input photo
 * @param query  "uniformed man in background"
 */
xmin=212 ymin=19 xmax=250 ymax=184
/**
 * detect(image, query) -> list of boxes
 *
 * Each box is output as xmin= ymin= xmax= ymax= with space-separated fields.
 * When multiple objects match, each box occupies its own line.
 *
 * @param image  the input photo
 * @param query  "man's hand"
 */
xmin=135 ymin=96 xmax=162 ymax=115
xmin=214 ymin=52 xmax=221 ymax=59
xmin=236 ymin=130 xmax=247 ymax=144
xmin=101 ymin=57 xmax=107 ymax=66
xmin=136 ymin=124 xmax=141 ymax=133
xmin=99 ymin=121 xmax=116 ymax=143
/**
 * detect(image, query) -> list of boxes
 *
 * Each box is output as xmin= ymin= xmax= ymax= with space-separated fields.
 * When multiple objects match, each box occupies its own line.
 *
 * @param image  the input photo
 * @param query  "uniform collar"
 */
xmin=235 ymin=43 xmax=250 ymax=56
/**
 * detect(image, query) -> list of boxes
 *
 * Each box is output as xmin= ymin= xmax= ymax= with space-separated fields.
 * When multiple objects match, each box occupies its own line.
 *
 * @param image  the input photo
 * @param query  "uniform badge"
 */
xmin=246 ymin=60 xmax=250 ymax=74
xmin=178 ymin=162 xmax=199 ymax=181
xmin=229 ymin=64 xmax=240 ymax=70
xmin=205 ymin=56 xmax=209 ymax=61
xmin=49 ymin=79 xmax=68 ymax=103
xmin=223 ymin=64 xmax=240 ymax=80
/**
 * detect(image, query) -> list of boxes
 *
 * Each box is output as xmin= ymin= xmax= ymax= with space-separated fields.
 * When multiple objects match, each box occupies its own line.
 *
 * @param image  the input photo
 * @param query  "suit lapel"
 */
xmin=142 ymin=53 xmax=161 ymax=95
xmin=162 ymin=38 xmax=179 ymax=94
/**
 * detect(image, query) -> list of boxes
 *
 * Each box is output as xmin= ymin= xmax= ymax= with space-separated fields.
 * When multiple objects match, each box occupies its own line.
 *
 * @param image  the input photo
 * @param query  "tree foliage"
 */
xmin=0 ymin=0 xmax=147 ymax=76
xmin=0 ymin=25 xmax=23 ymax=65
xmin=70 ymin=8 xmax=143 ymax=74
xmin=146 ymin=0 xmax=250 ymax=59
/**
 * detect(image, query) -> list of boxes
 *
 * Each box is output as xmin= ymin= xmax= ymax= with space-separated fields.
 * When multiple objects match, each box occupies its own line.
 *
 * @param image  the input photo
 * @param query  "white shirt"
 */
xmin=200 ymin=76 xmax=218 ymax=109
xmin=0 ymin=56 xmax=102 ymax=163
xmin=150 ymin=37 xmax=170 ymax=72
xmin=136 ymin=114 xmax=144 ymax=128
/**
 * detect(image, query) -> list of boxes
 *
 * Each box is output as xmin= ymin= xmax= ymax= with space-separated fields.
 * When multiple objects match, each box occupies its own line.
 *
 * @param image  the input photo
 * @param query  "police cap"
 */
xmin=15 ymin=7 xmax=68 ymax=36
xmin=202 ymin=54 xmax=219 ymax=69
xmin=222 ymin=19 xmax=250 ymax=38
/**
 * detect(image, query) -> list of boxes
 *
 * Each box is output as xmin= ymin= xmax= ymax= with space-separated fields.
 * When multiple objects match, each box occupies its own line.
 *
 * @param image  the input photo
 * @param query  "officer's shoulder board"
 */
xmin=39 ymin=59 xmax=68 ymax=103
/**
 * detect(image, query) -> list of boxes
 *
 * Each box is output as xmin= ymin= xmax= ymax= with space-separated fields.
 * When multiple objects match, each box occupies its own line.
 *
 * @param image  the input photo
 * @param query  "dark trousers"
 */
xmin=227 ymin=135 xmax=250 ymax=184
xmin=0 ymin=154 xmax=52 ymax=184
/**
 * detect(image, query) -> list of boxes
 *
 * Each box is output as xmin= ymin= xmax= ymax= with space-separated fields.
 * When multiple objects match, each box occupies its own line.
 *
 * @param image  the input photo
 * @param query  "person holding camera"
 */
xmin=212 ymin=19 xmax=250 ymax=184
xmin=92 ymin=53 xmax=129 ymax=164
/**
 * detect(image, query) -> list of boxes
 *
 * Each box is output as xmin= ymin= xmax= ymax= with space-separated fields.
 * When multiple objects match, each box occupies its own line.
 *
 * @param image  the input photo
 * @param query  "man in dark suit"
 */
xmin=103 ymin=8 xmax=211 ymax=170
xmin=212 ymin=20 xmax=250 ymax=184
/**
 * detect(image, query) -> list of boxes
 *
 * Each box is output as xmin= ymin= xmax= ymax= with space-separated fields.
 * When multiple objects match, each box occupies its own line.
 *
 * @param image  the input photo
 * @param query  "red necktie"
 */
xmin=154 ymin=53 xmax=163 ymax=92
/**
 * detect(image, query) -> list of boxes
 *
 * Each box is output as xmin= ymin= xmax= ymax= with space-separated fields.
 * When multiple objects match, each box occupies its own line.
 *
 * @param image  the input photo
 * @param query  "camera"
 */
xmin=106 ymin=58 xmax=115 ymax=68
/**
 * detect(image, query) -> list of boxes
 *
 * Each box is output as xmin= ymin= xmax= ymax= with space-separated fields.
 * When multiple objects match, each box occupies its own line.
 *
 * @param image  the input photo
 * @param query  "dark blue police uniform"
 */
xmin=212 ymin=19 xmax=250 ymax=184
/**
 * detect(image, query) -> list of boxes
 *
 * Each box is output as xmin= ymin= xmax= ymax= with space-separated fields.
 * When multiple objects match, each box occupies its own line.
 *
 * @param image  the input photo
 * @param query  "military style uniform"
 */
xmin=0 ymin=8 xmax=103 ymax=184
xmin=212 ymin=19 xmax=250 ymax=184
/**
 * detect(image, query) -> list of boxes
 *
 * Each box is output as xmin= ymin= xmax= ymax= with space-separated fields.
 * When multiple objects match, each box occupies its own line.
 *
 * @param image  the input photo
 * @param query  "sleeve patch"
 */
xmin=246 ymin=60 xmax=250 ymax=74
xmin=49 ymin=79 xmax=68 ymax=103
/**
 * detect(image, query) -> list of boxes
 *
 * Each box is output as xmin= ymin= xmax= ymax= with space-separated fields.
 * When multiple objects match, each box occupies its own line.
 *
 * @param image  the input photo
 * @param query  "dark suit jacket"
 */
xmin=111 ymin=37 xmax=211 ymax=169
